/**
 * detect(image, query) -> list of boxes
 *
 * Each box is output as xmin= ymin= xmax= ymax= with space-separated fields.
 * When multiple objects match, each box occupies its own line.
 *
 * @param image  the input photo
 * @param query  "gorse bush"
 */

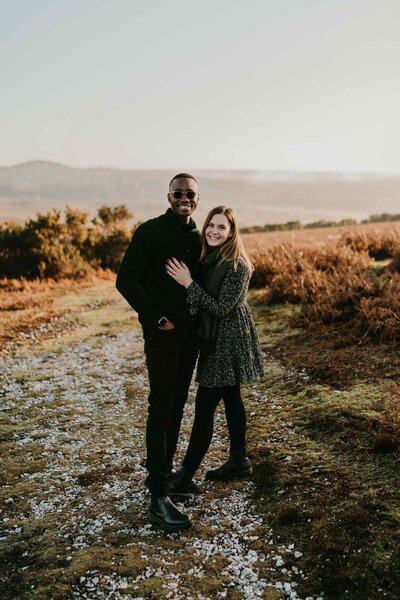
xmin=0 ymin=205 xmax=137 ymax=279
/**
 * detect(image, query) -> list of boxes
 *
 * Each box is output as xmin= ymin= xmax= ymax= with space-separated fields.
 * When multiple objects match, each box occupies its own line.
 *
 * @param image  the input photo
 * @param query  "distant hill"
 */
xmin=1 ymin=160 xmax=400 ymax=226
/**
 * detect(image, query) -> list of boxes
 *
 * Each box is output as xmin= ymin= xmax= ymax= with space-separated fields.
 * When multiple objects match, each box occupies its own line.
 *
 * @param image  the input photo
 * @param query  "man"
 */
xmin=116 ymin=173 xmax=201 ymax=532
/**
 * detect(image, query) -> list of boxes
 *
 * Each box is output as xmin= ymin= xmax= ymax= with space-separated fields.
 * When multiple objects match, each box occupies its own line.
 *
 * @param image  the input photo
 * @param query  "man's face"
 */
xmin=168 ymin=177 xmax=199 ymax=219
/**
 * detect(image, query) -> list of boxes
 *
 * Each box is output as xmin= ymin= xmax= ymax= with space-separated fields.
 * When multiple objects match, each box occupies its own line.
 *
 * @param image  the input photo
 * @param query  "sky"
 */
xmin=1 ymin=0 xmax=399 ymax=173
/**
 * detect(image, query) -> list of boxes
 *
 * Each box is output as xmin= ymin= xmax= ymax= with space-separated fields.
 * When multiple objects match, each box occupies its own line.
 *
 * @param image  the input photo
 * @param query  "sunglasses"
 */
xmin=170 ymin=190 xmax=197 ymax=200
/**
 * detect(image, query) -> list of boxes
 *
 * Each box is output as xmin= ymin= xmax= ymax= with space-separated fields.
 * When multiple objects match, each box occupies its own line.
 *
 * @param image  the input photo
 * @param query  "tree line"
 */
xmin=240 ymin=213 xmax=400 ymax=234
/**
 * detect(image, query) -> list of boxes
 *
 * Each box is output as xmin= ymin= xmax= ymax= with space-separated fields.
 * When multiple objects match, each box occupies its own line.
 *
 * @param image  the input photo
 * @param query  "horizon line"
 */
xmin=1 ymin=159 xmax=400 ymax=178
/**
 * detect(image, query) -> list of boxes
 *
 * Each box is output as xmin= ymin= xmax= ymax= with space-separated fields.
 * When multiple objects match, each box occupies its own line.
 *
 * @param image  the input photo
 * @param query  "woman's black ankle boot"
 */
xmin=205 ymin=448 xmax=252 ymax=481
xmin=169 ymin=466 xmax=199 ymax=498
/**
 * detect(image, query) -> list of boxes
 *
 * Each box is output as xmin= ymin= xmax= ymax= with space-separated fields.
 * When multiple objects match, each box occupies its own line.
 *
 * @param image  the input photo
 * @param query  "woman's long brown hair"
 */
xmin=200 ymin=206 xmax=253 ymax=272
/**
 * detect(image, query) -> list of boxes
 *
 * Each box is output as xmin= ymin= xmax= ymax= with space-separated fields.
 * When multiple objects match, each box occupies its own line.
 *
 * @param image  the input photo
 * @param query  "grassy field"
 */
xmin=1 ymin=270 xmax=400 ymax=599
xmin=242 ymin=221 xmax=400 ymax=252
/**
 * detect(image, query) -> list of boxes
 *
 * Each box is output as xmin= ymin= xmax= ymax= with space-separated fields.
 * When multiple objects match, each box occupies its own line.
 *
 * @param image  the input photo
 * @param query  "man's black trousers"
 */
xmin=143 ymin=327 xmax=198 ymax=495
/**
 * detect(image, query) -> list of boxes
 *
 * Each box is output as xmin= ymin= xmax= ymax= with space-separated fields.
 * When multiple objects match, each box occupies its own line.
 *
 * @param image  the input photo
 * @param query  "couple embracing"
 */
xmin=116 ymin=173 xmax=264 ymax=532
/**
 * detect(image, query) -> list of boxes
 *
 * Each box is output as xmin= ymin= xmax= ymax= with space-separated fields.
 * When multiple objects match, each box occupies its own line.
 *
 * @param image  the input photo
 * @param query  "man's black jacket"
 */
xmin=116 ymin=208 xmax=202 ymax=335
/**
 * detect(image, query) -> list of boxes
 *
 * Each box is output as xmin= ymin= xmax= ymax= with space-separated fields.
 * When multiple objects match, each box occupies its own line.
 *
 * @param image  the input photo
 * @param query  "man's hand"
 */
xmin=158 ymin=319 xmax=176 ymax=330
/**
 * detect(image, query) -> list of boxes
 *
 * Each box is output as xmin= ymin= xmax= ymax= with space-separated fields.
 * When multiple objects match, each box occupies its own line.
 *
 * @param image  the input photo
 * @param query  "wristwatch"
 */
xmin=158 ymin=316 xmax=168 ymax=327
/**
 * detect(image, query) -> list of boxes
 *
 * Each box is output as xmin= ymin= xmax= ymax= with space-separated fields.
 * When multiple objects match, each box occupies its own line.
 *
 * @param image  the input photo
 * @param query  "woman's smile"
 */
xmin=207 ymin=233 xmax=222 ymax=243
xmin=205 ymin=213 xmax=232 ymax=247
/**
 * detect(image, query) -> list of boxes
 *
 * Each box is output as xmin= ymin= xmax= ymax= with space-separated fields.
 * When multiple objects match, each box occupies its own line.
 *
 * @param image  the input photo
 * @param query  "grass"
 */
xmin=1 ymin=280 xmax=400 ymax=598
xmin=249 ymin=300 xmax=400 ymax=599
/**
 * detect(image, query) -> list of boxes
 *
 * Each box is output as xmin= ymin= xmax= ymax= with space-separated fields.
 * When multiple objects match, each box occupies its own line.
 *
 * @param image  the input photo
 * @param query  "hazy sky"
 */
xmin=1 ymin=0 xmax=399 ymax=172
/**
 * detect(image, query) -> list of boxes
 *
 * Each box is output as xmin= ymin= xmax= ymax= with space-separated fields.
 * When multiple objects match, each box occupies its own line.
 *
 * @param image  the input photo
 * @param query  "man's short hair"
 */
xmin=169 ymin=173 xmax=198 ymax=188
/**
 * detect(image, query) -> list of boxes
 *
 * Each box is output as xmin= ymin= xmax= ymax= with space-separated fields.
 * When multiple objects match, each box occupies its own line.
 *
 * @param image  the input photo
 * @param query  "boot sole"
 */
xmin=149 ymin=511 xmax=192 ymax=532
xmin=205 ymin=468 xmax=253 ymax=482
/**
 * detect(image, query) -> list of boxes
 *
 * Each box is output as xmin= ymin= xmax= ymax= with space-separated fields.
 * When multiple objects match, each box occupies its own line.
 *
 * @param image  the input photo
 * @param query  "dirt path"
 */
xmin=1 ymin=284 xmax=323 ymax=599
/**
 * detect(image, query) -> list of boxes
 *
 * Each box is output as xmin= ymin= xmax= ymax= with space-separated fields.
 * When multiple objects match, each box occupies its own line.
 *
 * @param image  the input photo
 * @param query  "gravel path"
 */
xmin=1 ymin=328 xmax=321 ymax=600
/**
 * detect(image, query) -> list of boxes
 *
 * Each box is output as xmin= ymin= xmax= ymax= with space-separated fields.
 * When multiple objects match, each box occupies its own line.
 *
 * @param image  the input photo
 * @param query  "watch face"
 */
xmin=158 ymin=317 xmax=168 ymax=327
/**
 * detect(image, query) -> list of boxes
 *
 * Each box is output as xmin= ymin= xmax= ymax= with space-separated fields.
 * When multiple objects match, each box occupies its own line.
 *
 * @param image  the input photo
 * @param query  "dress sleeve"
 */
xmin=186 ymin=260 xmax=249 ymax=317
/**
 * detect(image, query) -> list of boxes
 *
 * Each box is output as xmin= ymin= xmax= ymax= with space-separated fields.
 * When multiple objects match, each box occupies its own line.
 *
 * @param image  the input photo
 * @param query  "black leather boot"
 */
xmin=205 ymin=448 xmax=252 ymax=481
xmin=169 ymin=466 xmax=199 ymax=499
xmin=149 ymin=495 xmax=192 ymax=532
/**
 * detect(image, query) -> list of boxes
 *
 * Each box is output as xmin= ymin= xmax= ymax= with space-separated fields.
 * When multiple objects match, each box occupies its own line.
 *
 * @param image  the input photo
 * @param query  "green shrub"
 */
xmin=0 ymin=205 xmax=136 ymax=280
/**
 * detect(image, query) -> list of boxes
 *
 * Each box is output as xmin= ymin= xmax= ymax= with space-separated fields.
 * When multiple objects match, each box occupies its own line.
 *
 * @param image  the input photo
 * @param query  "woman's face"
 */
xmin=205 ymin=213 xmax=232 ymax=247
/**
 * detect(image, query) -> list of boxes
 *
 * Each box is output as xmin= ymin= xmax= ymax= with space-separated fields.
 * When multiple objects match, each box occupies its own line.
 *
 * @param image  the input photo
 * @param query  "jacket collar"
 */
xmin=165 ymin=208 xmax=197 ymax=230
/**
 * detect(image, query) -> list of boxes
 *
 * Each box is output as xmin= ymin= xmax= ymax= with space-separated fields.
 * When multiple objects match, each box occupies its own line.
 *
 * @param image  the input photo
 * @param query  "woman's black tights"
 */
xmin=182 ymin=382 xmax=246 ymax=473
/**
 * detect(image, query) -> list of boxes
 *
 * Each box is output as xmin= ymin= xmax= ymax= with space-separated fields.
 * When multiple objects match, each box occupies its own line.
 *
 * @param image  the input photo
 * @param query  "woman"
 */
xmin=165 ymin=206 xmax=264 ymax=495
